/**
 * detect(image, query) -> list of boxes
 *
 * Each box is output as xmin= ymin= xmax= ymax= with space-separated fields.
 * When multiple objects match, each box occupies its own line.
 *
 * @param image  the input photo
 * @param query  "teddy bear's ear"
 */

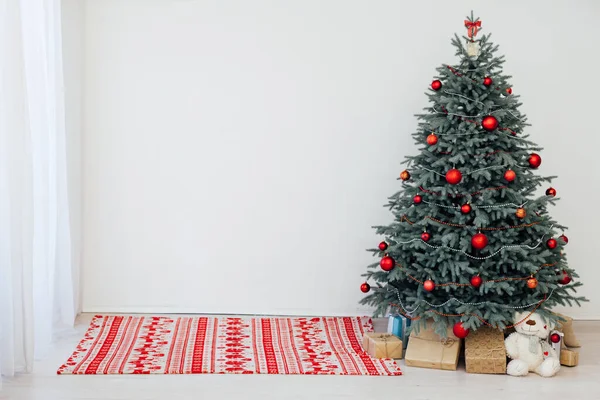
xmin=513 ymin=311 xmax=524 ymax=323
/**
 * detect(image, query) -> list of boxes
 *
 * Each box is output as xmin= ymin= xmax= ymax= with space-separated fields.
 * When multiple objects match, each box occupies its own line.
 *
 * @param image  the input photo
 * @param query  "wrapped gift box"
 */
xmin=387 ymin=315 xmax=412 ymax=349
xmin=404 ymin=319 xmax=461 ymax=371
xmin=465 ymin=326 xmax=507 ymax=374
xmin=560 ymin=349 xmax=579 ymax=367
xmin=362 ymin=333 xmax=403 ymax=359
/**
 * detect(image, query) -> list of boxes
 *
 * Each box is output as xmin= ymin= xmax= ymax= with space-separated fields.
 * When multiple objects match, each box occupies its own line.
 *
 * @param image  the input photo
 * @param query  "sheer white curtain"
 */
xmin=0 ymin=0 xmax=77 ymax=378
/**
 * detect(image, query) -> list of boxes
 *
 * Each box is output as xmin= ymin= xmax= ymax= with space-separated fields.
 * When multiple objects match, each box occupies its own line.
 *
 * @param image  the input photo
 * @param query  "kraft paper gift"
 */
xmin=464 ymin=326 xmax=507 ymax=374
xmin=362 ymin=333 xmax=403 ymax=359
xmin=560 ymin=349 xmax=579 ymax=367
xmin=404 ymin=319 xmax=461 ymax=371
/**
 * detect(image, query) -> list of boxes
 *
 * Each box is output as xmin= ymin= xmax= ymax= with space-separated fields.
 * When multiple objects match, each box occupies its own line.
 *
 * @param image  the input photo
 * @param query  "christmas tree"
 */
xmin=359 ymin=13 xmax=587 ymax=337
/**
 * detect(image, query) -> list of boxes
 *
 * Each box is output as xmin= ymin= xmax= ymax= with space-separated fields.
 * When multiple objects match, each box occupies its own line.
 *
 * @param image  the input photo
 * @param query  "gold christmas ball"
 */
xmin=515 ymin=208 xmax=526 ymax=219
xmin=400 ymin=170 xmax=411 ymax=181
xmin=527 ymin=277 xmax=538 ymax=289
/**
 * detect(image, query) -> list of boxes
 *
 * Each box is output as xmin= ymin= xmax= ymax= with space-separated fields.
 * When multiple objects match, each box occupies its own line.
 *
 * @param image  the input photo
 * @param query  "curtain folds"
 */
xmin=0 ymin=0 xmax=77 ymax=378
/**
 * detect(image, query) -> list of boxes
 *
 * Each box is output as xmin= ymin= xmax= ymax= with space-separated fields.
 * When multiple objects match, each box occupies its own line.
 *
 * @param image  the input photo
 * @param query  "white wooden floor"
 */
xmin=1 ymin=314 xmax=598 ymax=400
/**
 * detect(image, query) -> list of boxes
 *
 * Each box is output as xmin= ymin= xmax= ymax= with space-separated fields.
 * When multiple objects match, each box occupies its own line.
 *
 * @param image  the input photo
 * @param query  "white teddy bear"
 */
xmin=504 ymin=311 xmax=561 ymax=377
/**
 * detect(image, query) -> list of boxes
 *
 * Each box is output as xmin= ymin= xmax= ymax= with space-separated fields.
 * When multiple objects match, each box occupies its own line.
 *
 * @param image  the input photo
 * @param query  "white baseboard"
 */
xmin=80 ymin=306 xmax=375 ymax=317
xmin=79 ymin=307 xmax=599 ymax=321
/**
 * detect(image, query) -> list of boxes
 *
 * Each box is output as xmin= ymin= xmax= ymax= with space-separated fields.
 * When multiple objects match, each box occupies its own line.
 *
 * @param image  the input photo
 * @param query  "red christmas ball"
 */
xmin=378 ymin=241 xmax=388 ymax=251
xmin=461 ymin=203 xmax=472 ymax=214
xmin=470 ymin=275 xmax=482 ymax=288
xmin=558 ymin=270 xmax=572 ymax=285
xmin=380 ymin=255 xmax=395 ymax=271
xmin=483 ymin=76 xmax=493 ymax=86
xmin=453 ymin=322 xmax=470 ymax=339
xmin=423 ymin=280 xmax=435 ymax=292
xmin=506 ymin=87 xmax=513 ymax=95
xmin=431 ymin=80 xmax=442 ymax=91
xmin=527 ymin=277 xmax=538 ymax=289
xmin=426 ymin=133 xmax=438 ymax=145
xmin=471 ymin=233 xmax=489 ymax=250
xmin=504 ymin=169 xmax=516 ymax=182
xmin=546 ymin=187 xmax=557 ymax=197
xmin=481 ymin=115 xmax=499 ymax=131
xmin=550 ymin=333 xmax=561 ymax=344
xmin=413 ymin=195 xmax=423 ymax=205
xmin=528 ymin=153 xmax=542 ymax=169
xmin=400 ymin=170 xmax=411 ymax=181
xmin=421 ymin=232 xmax=431 ymax=242
xmin=360 ymin=282 xmax=371 ymax=293
xmin=445 ymin=169 xmax=462 ymax=185
xmin=547 ymin=238 xmax=558 ymax=249
xmin=559 ymin=234 xmax=569 ymax=244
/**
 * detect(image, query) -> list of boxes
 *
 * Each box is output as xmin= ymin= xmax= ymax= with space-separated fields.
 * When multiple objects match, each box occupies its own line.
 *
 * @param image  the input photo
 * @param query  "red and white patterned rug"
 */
xmin=57 ymin=315 xmax=402 ymax=376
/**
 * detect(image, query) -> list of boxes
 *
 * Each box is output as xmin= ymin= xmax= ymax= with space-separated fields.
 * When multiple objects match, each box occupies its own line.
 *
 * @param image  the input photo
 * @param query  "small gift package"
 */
xmin=464 ymin=326 xmax=507 ymax=374
xmin=550 ymin=330 xmax=564 ymax=355
xmin=387 ymin=314 xmax=412 ymax=349
xmin=404 ymin=319 xmax=461 ymax=371
xmin=362 ymin=333 xmax=403 ymax=359
xmin=560 ymin=349 xmax=579 ymax=367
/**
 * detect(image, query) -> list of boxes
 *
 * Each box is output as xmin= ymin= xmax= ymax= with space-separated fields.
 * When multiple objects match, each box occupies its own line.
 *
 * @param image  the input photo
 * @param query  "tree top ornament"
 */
xmin=464 ymin=12 xmax=482 ymax=57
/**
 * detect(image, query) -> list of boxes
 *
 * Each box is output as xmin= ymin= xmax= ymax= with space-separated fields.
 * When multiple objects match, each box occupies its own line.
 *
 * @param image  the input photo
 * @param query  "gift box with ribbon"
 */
xmin=404 ymin=319 xmax=461 ymax=371
xmin=387 ymin=315 xmax=412 ymax=349
xmin=362 ymin=333 xmax=403 ymax=359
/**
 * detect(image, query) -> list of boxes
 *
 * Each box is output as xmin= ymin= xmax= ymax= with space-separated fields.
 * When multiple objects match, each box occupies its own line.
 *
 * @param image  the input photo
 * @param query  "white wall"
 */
xmin=81 ymin=0 xmax=600 ymax=318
